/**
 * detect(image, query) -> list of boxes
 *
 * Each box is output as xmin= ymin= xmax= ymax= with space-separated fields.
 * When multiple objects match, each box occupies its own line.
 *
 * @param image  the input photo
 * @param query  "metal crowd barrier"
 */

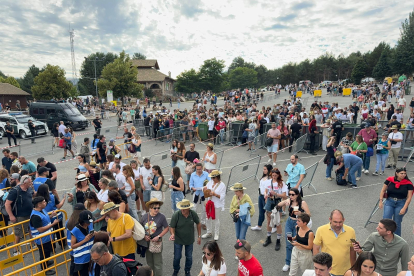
xmin=1 ymin=228 xmax=72 ymax=276
xmin=249 ymin=133 xmax=267 ymax=156
xmin=300 ymin=161 xmax=319 ymax=194
xmin=226 ymin=155 xmax=262 ymax=193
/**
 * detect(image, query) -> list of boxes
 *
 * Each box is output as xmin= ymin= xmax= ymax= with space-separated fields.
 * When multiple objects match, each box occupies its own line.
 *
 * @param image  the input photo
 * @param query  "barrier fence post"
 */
xmin=226 ymin=155 xmax=262 ymax=193
xmin=293 ymin=134 xmax=308 ymax=155
xmin=364 ymin=199 xmax=385 ymax=228
xmin=300 ymin=161 xmax=319 ymax=194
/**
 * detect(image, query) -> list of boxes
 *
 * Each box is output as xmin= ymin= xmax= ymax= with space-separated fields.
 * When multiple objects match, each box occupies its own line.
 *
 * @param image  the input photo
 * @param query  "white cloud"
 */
xmin=0 ymin=0 xmax=411 ymax=80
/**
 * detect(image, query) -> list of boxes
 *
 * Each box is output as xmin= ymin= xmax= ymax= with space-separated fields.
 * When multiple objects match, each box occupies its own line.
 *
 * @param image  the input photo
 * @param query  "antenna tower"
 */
xmin=69 ymin=26 xmax=78 ymax=81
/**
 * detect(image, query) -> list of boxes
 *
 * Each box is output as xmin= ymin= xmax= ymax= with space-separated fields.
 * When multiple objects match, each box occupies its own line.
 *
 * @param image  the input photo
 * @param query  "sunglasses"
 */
xmin=202 ymin=251 xmax=212 ymax=256
xmin=236 ymin=239 xmax=247 ymax=251
xmin=289 ymin=193 xmax=296 ymax=196
xmin=152 ymin=207 xmax=161 ymax=210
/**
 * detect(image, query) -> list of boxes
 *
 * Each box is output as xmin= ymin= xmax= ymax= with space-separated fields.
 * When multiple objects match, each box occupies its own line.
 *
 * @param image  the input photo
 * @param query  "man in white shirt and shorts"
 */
xmin=267 ymin=123 xmax=281 ymax=166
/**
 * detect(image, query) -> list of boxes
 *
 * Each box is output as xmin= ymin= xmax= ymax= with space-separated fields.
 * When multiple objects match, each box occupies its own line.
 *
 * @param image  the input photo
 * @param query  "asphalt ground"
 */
xmin=1 ymin=88 xmax=414 ymax=276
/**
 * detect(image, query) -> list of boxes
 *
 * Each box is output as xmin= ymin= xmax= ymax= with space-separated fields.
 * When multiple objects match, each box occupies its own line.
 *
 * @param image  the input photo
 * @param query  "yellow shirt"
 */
xmin=229 ymin=193 xmax=255 ymax=217
xmin=314 ymin=223 xmax=356 ymax=276
xmin=107 ymin=213 xmax=136 ymax=257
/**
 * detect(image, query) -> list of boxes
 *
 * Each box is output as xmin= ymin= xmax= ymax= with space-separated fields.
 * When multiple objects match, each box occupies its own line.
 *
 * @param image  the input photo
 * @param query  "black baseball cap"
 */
xmin=38 ymin=167 xmax=51 ymax=175
xmin=78 ymin=210 xmax=94 ymax=224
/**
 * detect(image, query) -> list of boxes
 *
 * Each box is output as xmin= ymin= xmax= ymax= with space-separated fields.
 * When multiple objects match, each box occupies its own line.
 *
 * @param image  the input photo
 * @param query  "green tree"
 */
xmin=199 ymin=58 xmax=225 ymax=93
xmin=351 ymin=59 xmax=367 ymax=85
xmin=394 ymin=10 xmax=414 ymax=75
xmin=18 ymin=65 xmax=41 ymax=95
xmin=175 ymin=68 xmax=201 ymax=94
xmin=363 ymin=42 xmax=390 ymax=77
xmin=78 ymin=52 xmax=118 ymax=96
xmin=228 ymin=56 xmax=255 ymax=73
xmin=132 ymin=52 xmax=147 ymax=60
xmin=68 ymin=83 xmax=80 ymax=98
xmin=32 ymin=64 xmax=72 ymax=99
xmin=372 ymin=49 xmax=393 ymax=80
xmin=229 ymin=67 xmax=258 ymax=89
xmin=0 ymin=76 xmax=21 ymax=88
xmin=254 ymin=65 xmax=268 ymax=87
xmin=97 ymin=51 xmax=144 ymax=103
xmin=0 ymin=71 xmax=6 ymax=79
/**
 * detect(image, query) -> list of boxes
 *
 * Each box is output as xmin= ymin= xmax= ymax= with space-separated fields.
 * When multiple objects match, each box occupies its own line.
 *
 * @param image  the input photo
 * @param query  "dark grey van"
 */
xmin=29 ymin=101 xmax=89 ymax=130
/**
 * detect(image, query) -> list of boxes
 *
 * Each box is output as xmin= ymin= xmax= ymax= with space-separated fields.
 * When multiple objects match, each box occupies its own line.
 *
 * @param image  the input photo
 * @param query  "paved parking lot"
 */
xmin=1 ymin=89 xmax=413 ymax=276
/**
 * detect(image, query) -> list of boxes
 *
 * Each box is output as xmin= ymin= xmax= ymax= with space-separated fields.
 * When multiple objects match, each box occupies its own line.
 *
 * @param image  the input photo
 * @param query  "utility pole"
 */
xmin=84 ymin=56 xmax=105 ymax=100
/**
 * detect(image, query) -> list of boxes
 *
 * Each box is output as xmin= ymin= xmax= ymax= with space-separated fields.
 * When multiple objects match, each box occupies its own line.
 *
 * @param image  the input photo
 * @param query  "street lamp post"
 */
xmin=84 ymin=56 xmax=105 ymax=100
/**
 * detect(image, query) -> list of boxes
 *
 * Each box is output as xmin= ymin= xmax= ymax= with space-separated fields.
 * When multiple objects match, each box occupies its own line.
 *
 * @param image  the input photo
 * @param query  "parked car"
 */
xmin=361 ymin=77 xmax=375 ymax=83
xmin=29 ymin=101 xmax=89 ymax=130
xmin=0 ymin=114 xmax=48 ymax=139
xmin=319 ymin=81 xmax=332 ymax=87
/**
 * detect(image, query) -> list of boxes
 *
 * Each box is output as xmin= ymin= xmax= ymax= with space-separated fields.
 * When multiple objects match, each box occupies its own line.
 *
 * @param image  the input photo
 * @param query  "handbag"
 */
xmin=266 ymin=137 xmax=273 ymax=147
xmin=242 ymin=131 xmax=248 ymax=139
xmin=185 ymin=163 xmax=194 ymax=175
xmin=171 ymin=153 xmax=178 ymax=162
xmin=147 ymin=214 xmax=163 ymax=253
xmin=128 ymin=143 xmax=136 ymax=153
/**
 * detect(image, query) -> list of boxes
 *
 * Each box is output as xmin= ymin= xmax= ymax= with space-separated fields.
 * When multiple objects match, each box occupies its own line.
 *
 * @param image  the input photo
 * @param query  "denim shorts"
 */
xmin=267 ymin=143 xmax=278 ymax=153
xmin=143 ymin=190 xmax=151 ymax=202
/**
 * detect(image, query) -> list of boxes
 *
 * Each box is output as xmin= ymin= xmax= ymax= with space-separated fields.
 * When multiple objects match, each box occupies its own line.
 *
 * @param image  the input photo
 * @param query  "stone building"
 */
xmin=131 ymin=59 xmax=175 ymax=95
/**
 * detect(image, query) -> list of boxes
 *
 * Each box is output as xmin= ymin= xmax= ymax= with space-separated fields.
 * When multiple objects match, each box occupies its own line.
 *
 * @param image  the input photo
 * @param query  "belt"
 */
xmin=388 ymin=197 xmax=406 ymax=201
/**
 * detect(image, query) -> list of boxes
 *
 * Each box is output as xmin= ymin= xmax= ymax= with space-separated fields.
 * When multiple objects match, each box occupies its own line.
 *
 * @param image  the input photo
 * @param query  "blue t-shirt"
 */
xmin=286 ymin=163 xmax=306 ymax=185
xmin=343 ymin=154 xmax=362 ymax=169
xmin=64 ymin=132 xmax=72 ymax=145
xmin=22 ymin=161 xmax=37 ymax=174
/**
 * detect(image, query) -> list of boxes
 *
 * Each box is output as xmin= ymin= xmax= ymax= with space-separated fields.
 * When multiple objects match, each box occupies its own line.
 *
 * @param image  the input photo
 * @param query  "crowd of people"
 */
xmin=0 ymin=80 xmax=413 ymax=276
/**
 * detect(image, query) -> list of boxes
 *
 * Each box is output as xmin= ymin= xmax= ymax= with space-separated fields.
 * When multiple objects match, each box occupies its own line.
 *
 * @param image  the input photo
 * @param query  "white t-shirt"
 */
xmin=398 ymin=98 xmax=406 ymax=106
xmin=266 ymin=181 xmax=288 ymax=197
xmin=140 ymin=166 xmax=153 ymax=190
xmin=392 ymin=113 xmax=403 ymax=122
xmin=259 ymin=178 xmax=271 ymax=195
xmin=388 ymin=132 xmax=403 ymax=149
xmin=109 ymin=161 xmax=126 ymax=172
xmin=97 ymin=189 xmax=108 ymax=203
xmin=208 ymin=120 xmax=215 ymax=131
xmin=124 ymin=176 xmax=133 ymax=193
xmin=115 ymin=172 xmax=126 ymax=189
xmin=133 ymin=168 xmax=140 ymax=181
xmin=204 ymin=181 xmax=226 ymax=210
xmin=201 ymin=258 xmax=227 ymax=276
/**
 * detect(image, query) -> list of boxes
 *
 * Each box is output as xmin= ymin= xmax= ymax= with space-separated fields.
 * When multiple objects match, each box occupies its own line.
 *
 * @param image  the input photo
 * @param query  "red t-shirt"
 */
xmin=238 ymin=255 xmax=263 ymax=276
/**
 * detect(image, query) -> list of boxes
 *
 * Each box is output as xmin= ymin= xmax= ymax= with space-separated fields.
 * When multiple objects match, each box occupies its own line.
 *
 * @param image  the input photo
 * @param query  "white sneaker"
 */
xmin=271 ymin=227 xmax=277 ymax=233
xmin=356 ymin=177 xmax=360 ymax=181
xmin=282 ymin=265 xmax=290 ymax=272
xmin=364 ymin=170 xmax=369 ymax=174
xmin=201 ymin=233 xmax=212 ymax=239
xmin=251 ymin=226 xmax=262 ymax=231
xmin=273 ymin=162 xmax=276 ymax=166
xmin=13 ymin=251 xmax=20 ymax=256
xmin=214 ymin=234 xmax=219 ymax=241
xmin=326 ymin=177 xmax=332 ymax=181
xmin=268 ymin=159 xmax=272 ymax=163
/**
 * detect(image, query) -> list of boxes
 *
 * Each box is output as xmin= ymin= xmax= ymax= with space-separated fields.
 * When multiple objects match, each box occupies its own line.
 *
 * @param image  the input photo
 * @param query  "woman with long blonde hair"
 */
xmin=122 ymin=165 xmax=139 ymax=220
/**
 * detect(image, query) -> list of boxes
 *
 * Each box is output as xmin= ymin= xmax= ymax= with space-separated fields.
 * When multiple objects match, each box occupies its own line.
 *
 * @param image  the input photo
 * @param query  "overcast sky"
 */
xmin=0 ymin=0 xmax=411 ymax=79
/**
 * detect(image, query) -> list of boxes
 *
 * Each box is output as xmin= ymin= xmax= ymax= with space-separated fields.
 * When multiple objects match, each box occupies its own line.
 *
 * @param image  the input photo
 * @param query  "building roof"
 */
xmin=131 ymin=59 xmax=159 ymax=70
xmin=137 ymin=68 xmax=175 ymax=82
xmin=0 ymin=83 xmax=30 ymax=96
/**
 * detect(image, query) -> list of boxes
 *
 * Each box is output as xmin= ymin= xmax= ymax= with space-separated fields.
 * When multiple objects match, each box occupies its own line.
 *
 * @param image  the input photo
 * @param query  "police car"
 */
xmin=0 ymin=113 xmax=49 ymax=139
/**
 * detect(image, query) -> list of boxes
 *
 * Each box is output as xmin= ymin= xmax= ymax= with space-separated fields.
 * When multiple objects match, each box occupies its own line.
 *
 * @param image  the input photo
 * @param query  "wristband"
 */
xmin=113 ymin=237 xmax=116 ymax=242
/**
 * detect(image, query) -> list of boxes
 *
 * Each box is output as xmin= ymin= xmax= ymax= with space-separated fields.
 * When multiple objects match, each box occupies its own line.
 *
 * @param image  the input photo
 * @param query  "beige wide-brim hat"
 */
xmin=100 ymin=202 xmax=120 ymax=215
xmin=230 ymin=183 xmax=247 ymax=191
xmin=176 ymin=199 xmax=194 ymax=210
xmin=207 ymin=143 xmax=214 ymax=150
xmin=208 ymin=170 xmax=222 ymax=178
xmin=145 ymin=197 xmax=164 ymax=208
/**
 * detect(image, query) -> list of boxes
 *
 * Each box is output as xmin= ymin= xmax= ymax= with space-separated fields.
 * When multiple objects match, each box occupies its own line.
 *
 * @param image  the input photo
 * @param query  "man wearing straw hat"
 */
xmin=169 ymin=199 xmax=201 ymax=276
xmin=202 ymin=170 xmax=226 ymax=241
xmin=101 ymin=202 xmax=137 ymax=260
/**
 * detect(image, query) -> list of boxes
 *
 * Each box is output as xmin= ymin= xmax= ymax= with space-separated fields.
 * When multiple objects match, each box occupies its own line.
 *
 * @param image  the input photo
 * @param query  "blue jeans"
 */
xmin=375 ymin=153 xmax=388 ymax=172
xmin=383 ymin=198 xmax=407 ymax=236
xmin=285 ymin=217 xmax=297 ymax=265
xmin=173 ymin=243 xmax=193 ymax=272
xmin=171 ymin=191 xmax=184 ymax=212
xmin=235 ymin=219 xmax=249 ymax=240
xmin=257 ymin=195 xmax=265 ymax=227
xmin=347 ymin=161 xmax=362 ymax=185
xmin=326 ymin=157 xmax=335 ymax=178
xmin=172 ymin=160 xmax=177 ymax=168
xmin=363 ymin=155 xmax=371 ymax=170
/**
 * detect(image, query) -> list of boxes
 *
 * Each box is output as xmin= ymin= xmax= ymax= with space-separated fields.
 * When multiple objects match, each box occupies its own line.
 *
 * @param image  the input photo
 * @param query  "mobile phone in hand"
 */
xmin=350 ymin=238 xmax=361 ymax=248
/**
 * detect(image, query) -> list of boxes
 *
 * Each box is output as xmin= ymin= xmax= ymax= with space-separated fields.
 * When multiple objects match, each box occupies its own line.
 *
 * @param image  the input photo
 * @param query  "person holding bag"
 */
xmin=149 ymin=165 xmax=165 ymax=201
xmin=140 ymin=198 xmax=169 ymax=276
xmin=308 ymin=116 xmax=318 ymax=155
xmin=251 ymin=164 xmax=273 ymax=232
xmin=263 ymin=168 xmax=288 ymax=251
xmin=201 ymin=170 xmax=226 ymax=241
xmin=373 ymin=133 xmax=391 ymax=176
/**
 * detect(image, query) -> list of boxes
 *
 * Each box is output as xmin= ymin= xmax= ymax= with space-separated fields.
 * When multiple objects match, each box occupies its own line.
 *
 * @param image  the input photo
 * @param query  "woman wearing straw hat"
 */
xmin=170 ymin=199 xmax=202 ymax=276
xmin=202 ymin=170 xmax=226 ymax=241
xmin=229 ymin=183 xmax=255 ymax=241
xmin=67 ymin=174 xmax=98 ymax=210
xmin=202 ymin=143 xmax=217 ymax=174
xmin=140 ymin=198 xmax=169 ymax=276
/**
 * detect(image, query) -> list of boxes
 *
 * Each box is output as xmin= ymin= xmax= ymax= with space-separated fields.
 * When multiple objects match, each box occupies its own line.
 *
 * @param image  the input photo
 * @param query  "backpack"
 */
xmin=108 ymin=254 xmax=142 ymax=276
xmin=122 ymin=214 xmax=145 ymax=241
xmin=0 ymin=189 xmax=9 ymax=216
xmin=335 ymin=166 xmax=347 ymax=186
xmin=127 ymin=143 xmax=136 ymax=153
